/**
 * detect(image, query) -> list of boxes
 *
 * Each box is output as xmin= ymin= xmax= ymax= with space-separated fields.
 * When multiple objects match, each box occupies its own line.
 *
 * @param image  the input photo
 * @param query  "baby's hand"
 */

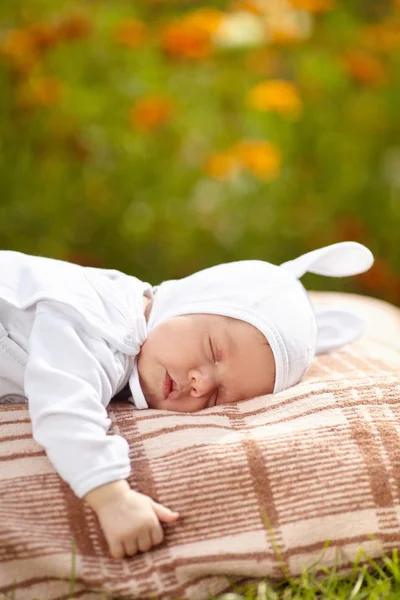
xmin=84 ymin=480 xmax=179 ymax=559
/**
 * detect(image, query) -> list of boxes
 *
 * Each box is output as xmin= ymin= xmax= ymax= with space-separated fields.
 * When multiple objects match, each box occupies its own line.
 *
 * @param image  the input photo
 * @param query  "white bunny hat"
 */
xmin=129 ymin=242 xmax=373 ymax=408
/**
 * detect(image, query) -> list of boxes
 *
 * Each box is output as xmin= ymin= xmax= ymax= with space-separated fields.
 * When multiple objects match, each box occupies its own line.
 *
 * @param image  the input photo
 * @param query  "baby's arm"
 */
xmin=25 ymin=301 xmax=178 ymax=557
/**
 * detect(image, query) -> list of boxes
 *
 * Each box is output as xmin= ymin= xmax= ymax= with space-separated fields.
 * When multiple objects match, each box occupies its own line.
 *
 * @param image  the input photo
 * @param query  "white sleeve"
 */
xmin=25 ymin=304 xmax=131 ymax=499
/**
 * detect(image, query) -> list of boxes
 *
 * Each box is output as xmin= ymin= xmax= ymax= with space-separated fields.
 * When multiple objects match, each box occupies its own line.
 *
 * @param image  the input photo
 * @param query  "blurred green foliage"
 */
xmin=1 ymin=0 xmax=400 ymax=301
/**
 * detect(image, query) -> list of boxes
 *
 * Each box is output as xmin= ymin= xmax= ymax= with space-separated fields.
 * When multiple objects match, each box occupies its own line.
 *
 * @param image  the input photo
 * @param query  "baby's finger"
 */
xmin=151 ymin=521 xmax=164 ymax=546
xmin=124 ymin=538 xmax=138 ymax=557
xmin=151 ymin=501 xmax=180 ymax=523
xmin=109 ymin=539 xmax=125 ymax=560
xmin=137 ymin=530 xmax=152 ymax=553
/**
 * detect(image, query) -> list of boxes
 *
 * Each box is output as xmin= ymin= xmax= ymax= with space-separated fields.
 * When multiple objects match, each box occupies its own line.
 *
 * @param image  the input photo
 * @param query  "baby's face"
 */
xmin=137 ymin=314 xmax=275 ymax=412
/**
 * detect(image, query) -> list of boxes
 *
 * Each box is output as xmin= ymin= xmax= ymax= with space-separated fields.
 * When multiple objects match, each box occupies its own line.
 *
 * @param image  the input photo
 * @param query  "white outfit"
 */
xmin=0 ymin=243 xmax=374 ymax=499
xmin=0 ymin=251 xmax=151 ymax=498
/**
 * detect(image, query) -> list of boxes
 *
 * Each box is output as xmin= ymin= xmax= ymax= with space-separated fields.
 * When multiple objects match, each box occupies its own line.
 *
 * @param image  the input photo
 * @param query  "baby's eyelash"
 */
xmin=214 ymin=388 xmax=219 ymax=406
xmin=209 ymin=338 xmax=216 ymax=362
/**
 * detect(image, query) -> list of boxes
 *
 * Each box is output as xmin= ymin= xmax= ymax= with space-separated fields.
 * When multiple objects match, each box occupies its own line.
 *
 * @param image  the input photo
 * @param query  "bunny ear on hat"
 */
xmin=314 ymin=308 xmax=366 ymax=354
xmin=280 ymin=241 xmax=374 ymax=279
xmin=281 ymin=241 xmax=374 ymax=355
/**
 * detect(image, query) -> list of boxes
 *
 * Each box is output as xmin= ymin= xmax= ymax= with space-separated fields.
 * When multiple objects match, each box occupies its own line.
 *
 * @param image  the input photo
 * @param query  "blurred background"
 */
xmin=1 ymin=0 xmax=399 ymax=301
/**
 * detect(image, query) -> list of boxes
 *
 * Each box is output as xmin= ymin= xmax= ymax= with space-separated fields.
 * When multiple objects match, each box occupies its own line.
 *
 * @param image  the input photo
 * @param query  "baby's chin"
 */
xmin=143 ymin=394 xmax=160 ymax=409
xmin=138 ymin=378 xmax=159 ymax=409
xmin=137 ymin=359 xmax=163 ymax=409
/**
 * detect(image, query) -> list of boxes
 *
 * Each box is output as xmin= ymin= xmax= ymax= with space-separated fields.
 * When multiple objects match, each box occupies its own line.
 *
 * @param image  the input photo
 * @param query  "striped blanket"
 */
xmin=1 ymin=292 xmax=400 ymax=600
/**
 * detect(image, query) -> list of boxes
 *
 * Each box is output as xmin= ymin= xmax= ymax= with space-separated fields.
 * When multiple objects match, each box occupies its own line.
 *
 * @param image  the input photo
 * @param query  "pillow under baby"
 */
xmin=2 ymin=292 xmax=400 ymax=600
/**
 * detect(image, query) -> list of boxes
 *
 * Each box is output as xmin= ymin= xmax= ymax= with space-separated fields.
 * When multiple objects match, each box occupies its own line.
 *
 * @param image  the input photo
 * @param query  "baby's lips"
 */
xmin=162 ymin=371 xmax=173 ymax=398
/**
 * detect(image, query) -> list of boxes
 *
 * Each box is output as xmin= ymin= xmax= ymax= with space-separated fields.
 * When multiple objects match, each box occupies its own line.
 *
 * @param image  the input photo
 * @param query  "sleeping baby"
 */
xmin=0 ymin=241 xmax=373 ymax=558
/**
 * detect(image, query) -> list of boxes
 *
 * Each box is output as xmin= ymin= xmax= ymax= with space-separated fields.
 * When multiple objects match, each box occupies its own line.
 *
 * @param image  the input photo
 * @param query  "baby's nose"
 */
xmin=189 ymin=368 xmax=216 ymax=398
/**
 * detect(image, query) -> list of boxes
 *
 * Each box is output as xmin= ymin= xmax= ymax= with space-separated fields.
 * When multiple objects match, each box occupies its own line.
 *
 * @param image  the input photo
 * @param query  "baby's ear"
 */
xmin=315 ymin=308 xmax=366 ymax=354
xmin=280 ymin=241 xmax=373 ymax=279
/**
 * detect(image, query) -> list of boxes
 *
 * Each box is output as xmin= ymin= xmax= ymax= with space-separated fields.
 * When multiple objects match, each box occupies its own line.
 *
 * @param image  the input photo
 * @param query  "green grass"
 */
xmin=5 ymin=542 xmax=400 ymax=599
xmin=215 ymin=548 xmax=400 ymax=599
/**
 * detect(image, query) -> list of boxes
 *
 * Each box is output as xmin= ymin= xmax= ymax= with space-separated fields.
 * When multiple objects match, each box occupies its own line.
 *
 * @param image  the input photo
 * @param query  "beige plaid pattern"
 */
xmin=1 ymin=292 xmax=400 ymax=600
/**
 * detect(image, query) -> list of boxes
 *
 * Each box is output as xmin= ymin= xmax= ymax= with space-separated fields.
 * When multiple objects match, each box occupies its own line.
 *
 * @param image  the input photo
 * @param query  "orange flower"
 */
xmin=288 ymin=0 xmax=334 ymax=11
xmin=160 ymin=9 xmax=223 ymax=60
xmin=17 ymin=76 xmax=64 ymax=108
xmin=0 ymin=16 xmax=91 ymax=72
xmin=56 ymin=14 xmax=92 ymax=41
xmin=0 ymin=28 xmax=38 ymax=71
xmin=184 ymin=8 xmax=224 ymax=35
xmin=161 ymin=22 xmax=210 ymax=60
xmin=247 ymin=80 xmax=302 ymax=118
xmin=114 ymin=19 xmax=147 ymax=48
xmin=361 ymin=19 xmax=400 ymax=53
xmin=204 ymin=152 xmax=239 ymax=180
xmin=28 ymin=23 xmax=59 ymax=51
xmin=130 ymin=95 xmax=174 ymax=131
xmin=342 ymin=50 xmax=386 ymax=86
xmin=205 ymin=139 xmax=281 ymax=181
xmin=233 ymin=139 xmax=281 ymax=180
